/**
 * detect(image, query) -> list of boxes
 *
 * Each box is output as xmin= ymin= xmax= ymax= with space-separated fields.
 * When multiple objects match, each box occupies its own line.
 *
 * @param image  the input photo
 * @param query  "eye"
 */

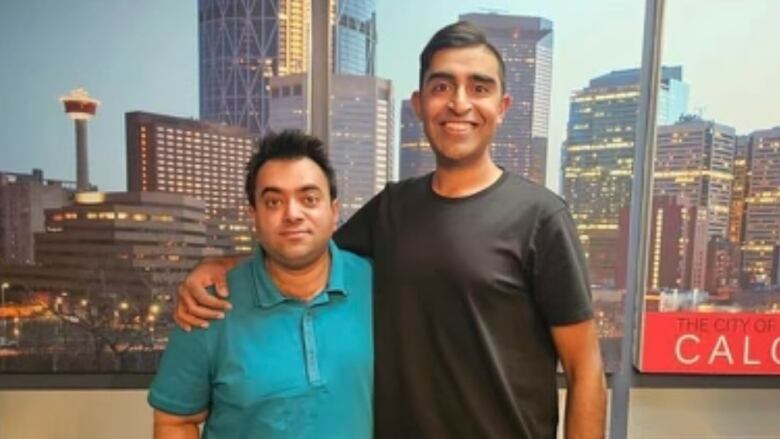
xmin=474 ymin=84 xmax=490 ymax=94
xmin=263 ymin=198 xmax=282 ymax=209
xmin=430 ymin=82 xmax=450 ymax=93
xmin=302 ymin=193 xmax=320 ymax=206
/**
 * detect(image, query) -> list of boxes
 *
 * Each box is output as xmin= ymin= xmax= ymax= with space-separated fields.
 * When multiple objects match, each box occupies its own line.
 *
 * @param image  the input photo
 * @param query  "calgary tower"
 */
xmin=60 ymin=88 xmax=100 ymax=192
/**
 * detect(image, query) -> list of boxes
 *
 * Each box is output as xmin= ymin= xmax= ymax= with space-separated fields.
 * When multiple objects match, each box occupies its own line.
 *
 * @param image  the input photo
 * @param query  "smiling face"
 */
xmin=412 ymin=45 xmax=511 ymax=169
xmin=248 ymin=157 xmax=338 ymax=270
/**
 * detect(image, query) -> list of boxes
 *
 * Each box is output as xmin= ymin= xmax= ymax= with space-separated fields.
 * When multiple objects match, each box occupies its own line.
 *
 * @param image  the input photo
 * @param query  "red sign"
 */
xmin=640 ymin=311 xmax=780 ymax=374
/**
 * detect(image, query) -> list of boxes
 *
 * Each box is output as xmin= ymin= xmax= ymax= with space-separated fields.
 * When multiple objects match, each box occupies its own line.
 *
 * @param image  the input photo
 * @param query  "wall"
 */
xmin=1 ymin=389 xmax=778 ymax=438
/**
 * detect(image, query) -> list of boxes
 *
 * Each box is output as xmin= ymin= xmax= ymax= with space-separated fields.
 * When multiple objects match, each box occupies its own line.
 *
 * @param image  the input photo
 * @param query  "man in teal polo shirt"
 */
xmin=148 ymin=130 xmax=373 ymax=438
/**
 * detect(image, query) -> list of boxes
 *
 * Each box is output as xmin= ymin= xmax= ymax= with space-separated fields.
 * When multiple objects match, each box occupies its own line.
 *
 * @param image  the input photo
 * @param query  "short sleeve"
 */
xmin=530 ymin=208 xmax=594 ymax=326
xmin=148 ymin=326 xmax=212 ymax=415
xmin=334 ymin=189 xmax=383 ymax=257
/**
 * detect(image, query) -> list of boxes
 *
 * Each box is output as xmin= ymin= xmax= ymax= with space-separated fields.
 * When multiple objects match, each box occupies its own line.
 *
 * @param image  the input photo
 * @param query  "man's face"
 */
xmin=249 ymin=157 xmax=338 ymax=270
xmin=412 ymin=45 xmax=511 ymax=167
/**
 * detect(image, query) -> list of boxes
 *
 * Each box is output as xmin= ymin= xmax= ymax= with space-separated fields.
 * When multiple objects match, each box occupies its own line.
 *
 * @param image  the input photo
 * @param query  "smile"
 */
xmin=441 ymin=121 xmax=477 ymax=133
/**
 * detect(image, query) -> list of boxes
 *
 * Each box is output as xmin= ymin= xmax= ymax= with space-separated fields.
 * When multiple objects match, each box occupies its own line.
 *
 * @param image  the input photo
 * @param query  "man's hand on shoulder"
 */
xmin=174 ymin=256 xmax=242 ymax=331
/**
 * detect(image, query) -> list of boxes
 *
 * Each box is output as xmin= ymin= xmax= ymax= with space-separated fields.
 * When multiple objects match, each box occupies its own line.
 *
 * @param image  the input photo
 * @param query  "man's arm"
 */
xmin=551 ymin=319 xmax=607 ymax=439
xmin=153 ymin=409 xmax=207 ymax=439
xmin=174 ymin=255 xmax=244 ymax=331
xmin=333 ymin=185 xmax=383 ymax=256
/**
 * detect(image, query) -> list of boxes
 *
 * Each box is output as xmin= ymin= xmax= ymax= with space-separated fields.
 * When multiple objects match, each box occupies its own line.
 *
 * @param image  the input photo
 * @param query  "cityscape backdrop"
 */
xmin=1 ymin=0 xmax=779 ymax=374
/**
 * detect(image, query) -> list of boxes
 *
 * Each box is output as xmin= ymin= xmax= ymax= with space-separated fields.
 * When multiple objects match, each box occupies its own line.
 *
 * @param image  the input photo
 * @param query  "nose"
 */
xmin=283 ymin=199 xmax=304 ymax=223
xmin=448 ymin=86 xmax=472 ymax=114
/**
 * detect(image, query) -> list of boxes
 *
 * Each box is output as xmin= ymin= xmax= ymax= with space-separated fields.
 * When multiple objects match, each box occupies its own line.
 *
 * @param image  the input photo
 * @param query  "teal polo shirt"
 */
xmin=149 ymin=241 xmax=373 ymax=438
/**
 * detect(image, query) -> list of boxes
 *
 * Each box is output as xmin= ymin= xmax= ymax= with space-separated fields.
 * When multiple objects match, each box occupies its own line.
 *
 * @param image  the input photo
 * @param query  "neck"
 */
xmin=432 ymin=155 xmax=502 ymax=198
xmin=265 ymin=250 xmax=331 ymax=302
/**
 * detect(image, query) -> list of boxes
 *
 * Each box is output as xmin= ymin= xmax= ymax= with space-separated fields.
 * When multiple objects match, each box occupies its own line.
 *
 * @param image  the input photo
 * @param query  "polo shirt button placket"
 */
xmin=302 ymin=307 xmax=323 ymax=387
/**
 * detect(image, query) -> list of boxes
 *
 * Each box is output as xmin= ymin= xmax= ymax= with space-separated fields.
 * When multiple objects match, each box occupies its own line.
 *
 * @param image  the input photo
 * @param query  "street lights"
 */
xmin=1 ymin=282 xmax=9 ymax=340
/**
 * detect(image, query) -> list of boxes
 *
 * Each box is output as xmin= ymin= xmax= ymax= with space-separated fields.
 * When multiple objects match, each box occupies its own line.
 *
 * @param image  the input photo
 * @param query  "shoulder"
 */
xmin=495 ymin=173 xmax=571 ymax=226
xmin=334 ymin=245 xmax=373 ymax=276
xmin=225 ymin=254 xmax=259 ymax=309
xmin=379 ymin=173 xmax=431 ymax=200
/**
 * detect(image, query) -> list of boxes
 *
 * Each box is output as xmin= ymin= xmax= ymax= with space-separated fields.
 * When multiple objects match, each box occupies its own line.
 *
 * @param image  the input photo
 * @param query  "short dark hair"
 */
xmin=245 ymin=130 xmax=337 ymax=207
xmin=419 ymin=21 xmax=506 ymax=93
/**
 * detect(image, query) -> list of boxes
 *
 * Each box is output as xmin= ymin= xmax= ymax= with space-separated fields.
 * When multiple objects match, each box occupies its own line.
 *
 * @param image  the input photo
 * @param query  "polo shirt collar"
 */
xmin=251 ymin=240 xmax=348 ymax=308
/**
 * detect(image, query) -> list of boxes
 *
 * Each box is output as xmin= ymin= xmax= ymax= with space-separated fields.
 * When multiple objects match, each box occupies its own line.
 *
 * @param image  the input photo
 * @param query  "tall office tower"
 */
xmin=198 ymin=0 xmax=377 ymax=136
xmin=333 ymin=0 xmax=376 ymax=75
xmin=615 ymin=196 xmax=709 ymax=291
xmin=0 ymin=170 xmax=73 ymax=264
xmin=562 ymin=66 xmax=689 ymax=285
xmin=125 ymin=112 xmax=256 ymax=254
xmin=742 ymin=127 xmax=780 ymax=285
xmin=268 ymin=74 xmax=394 ymax=219
xmin=728 ymin=135 xmax=750 ymax=244
xmin=399 ymin=99 xmax=434 ymax=179
xmin=655 ymin=117 xmax=736 ymax=239
xmin=460 ymin=13 xmax=552 ymax=185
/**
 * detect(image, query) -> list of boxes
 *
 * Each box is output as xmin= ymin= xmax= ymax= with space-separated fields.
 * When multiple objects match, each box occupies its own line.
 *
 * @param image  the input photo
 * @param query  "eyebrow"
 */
xmin=424 ymin=71 xmax=498 ymax=87
xmin=259 ymin=185 xmax=323 ymax=197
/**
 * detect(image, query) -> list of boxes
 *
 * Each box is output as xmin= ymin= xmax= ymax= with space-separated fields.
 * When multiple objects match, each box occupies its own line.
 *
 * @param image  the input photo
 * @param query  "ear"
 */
xmin=331 ymin=198 xmax=341 ymax=231
xmin=246 ymin=204 xmax=256 ymax=219
xmin=496 ymin=94 xmax=512 ymax=125
xmin=411 ymin=90 xmax=423 ymax=120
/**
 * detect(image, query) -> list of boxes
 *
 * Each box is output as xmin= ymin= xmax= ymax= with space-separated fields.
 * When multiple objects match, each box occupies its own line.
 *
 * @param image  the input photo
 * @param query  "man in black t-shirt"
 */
xmin=175 ymin=21 xmax=606 ymax=439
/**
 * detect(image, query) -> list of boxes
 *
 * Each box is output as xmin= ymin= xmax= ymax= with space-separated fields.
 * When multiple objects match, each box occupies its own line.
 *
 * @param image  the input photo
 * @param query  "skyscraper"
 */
xmin=198 ymin=0 xmax=377 ymax=137
xmin=125 ymin=112 xmax=256 ymax=254
xmin=562 ymin=66 xmax=689 ymax=285
xmin=742 ymin=127 xmax=780 ymax=285
xmin=655 ymin=117 xmax=736 ymax=239
xmin=399 ymin=99 xmax=434 ymax=179
xmin=728 ymin=135 xmax=750 ymax=244
xmin=615 ymin=195 xmax=709 ymax=291
xmin=267 ymin=73 xmax=394 ymax=219
xmin=333 ymin=0 xmax=376 ymax=75
xmin=459 ymin=13 xmax=552 ymax=185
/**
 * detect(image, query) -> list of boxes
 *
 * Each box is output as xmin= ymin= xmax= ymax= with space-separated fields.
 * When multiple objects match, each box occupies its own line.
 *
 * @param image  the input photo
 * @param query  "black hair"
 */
xmin=245 ymin=130 xmax=337 ymax=207
xmin=419 ymin=21 xmax=506 ymax=93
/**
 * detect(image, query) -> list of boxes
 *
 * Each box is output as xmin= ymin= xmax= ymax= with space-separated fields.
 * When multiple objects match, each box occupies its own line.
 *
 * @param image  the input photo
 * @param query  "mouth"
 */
xmin=280 ymin=230 xmax=311 ymax=238
xmin=440 ymin=121 xmax=478 ymax=134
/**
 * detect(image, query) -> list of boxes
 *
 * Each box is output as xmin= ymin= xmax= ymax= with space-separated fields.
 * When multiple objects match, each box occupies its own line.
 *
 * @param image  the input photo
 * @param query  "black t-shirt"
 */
xmin=335 ymin=172 xmax=593 ymax=439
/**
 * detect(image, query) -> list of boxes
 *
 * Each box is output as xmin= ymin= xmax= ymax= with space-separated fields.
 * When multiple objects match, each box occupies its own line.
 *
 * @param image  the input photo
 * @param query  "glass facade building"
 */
xmin=198 ymin=0 xmax=376 ymax=137
xmin=562 ymin=66 xmax=690 ymax=285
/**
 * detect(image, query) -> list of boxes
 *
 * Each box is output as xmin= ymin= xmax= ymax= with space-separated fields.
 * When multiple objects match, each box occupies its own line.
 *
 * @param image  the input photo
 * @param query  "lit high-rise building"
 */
xmin=460 ymin=13 xmax=552 ymax=185
xmin=399 ymin=99 xmax=434 ymax=179
xmin=615 ymin=195 xmax=709 ymax=291
xmin=742 ymin=127 xmax=780 ymax=285
xmin=728 ymin=135 xmax=750 ymax=244
xmin=267 ymin=73 xmax=394 ymax=219
xmin=562 ymin=66 xmax=689 ymax=285
xmin=654 ymin=117 xmax=736 ymax=239
xmin=0 ymin=170 xmax=73 ymax=264
xmin=125 ymin=112 xmax=256 ymax=254
xmin=198 ymin=0 xmax=377 ymax=136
